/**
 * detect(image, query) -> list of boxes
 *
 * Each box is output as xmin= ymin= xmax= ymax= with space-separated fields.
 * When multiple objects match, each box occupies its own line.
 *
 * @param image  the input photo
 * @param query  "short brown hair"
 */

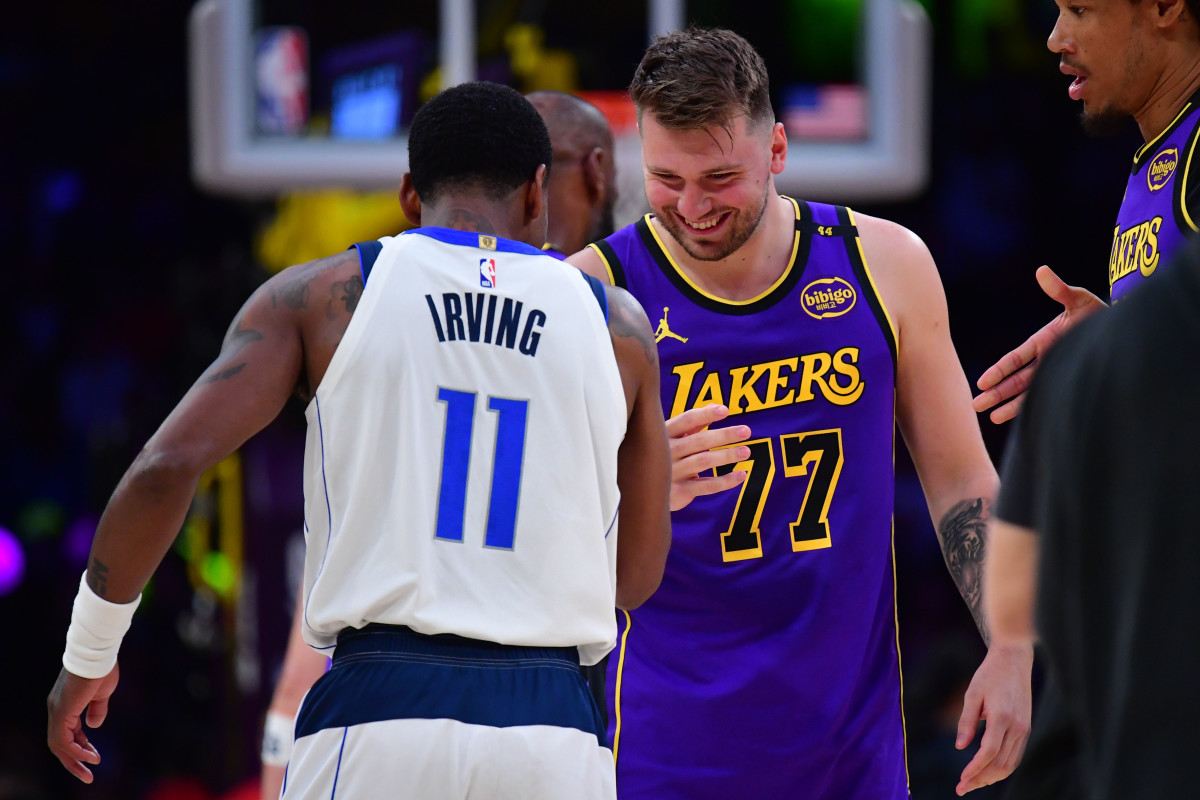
xmin=629 ymin=27 xmax=772 ymax=130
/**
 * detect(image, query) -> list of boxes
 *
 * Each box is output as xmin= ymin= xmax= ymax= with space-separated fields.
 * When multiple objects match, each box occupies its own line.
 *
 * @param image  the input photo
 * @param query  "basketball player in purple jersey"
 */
xmin=570 ymin=28 xmax=1032 ymax=800
xmin=974 ymin=0 xmax=1200 ymax=424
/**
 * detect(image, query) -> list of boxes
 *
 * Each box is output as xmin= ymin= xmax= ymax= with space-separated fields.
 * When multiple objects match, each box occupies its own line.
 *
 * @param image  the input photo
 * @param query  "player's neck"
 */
xmin=661 ymin=193 xmax=795 ymax=302
xmin=1134 ymin=51 xmax=1200 ymax=143
xmin=545 ymin=201 xmax=588 ymax=256
xmin=421 ymin=200 xmax=529 ymax=243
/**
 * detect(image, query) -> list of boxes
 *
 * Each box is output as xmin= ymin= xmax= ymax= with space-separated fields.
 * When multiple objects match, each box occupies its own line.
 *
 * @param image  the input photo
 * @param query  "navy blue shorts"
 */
xmin=295 ymin=625 xmax=608 ymax=747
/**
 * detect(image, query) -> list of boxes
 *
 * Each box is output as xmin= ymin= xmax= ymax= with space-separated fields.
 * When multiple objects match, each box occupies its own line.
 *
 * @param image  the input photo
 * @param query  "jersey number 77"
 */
xmin=713 ymin=428 xmax=844 ymax=562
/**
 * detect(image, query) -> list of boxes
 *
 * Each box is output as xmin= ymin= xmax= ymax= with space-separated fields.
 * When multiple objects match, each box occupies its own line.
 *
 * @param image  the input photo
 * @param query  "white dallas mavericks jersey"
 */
xmin=301 ymin=227 xmax=626 ymax=666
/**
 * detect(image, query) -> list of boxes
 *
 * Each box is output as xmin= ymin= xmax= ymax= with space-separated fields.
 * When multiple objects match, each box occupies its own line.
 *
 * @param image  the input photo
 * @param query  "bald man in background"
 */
xmin=258 ymin=90 xmax=622 ymax=800
xmin=527 ymin=91 xmax=619 ymax=257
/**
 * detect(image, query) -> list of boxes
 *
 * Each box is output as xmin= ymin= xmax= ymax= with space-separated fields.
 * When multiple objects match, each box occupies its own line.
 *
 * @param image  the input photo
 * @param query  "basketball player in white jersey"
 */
xmin=259 ymin=89 xmax=625 ymax=800
xmin=46 ymin=81 xmax=671 ymax=799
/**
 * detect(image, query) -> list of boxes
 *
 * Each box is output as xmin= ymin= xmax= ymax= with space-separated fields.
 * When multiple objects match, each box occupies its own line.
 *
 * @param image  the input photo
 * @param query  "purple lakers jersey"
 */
xmin=1110 ymin=91 xmax=1200 ymax=302
xmin=590 ymin=199 xmax=907 ymax=799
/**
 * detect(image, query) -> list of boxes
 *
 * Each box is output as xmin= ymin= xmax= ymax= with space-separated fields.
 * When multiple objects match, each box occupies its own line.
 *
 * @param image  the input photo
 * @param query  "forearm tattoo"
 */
xmin=87 ymin=556 xmax=111 ymax=599
xmin=938 ymin=497 xmax=989 ymax=642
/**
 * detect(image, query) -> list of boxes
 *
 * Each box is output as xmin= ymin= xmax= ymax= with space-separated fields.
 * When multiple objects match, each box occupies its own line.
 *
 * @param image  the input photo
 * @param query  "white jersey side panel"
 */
xmin=300 ymin=230 xmax=625 ymax=665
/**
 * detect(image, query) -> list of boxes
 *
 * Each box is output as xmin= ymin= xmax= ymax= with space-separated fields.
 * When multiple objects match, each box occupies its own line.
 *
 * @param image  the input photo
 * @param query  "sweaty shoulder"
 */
xmin=852 ymin=211 xmax=945 ymax=338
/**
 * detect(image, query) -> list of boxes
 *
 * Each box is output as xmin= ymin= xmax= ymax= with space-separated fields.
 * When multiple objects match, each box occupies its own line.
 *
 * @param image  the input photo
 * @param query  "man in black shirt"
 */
xmin=985 ymin=238 xmax=1200 ymax=799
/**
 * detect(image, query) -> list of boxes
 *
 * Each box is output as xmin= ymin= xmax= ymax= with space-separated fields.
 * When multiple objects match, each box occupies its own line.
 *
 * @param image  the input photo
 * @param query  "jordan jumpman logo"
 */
xmin=654 ymin=307 xmax=688 ymax=344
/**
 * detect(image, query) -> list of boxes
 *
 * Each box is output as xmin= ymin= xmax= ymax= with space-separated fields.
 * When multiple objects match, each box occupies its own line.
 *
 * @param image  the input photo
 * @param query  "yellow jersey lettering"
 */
xmin=668 ymin=350 xmax=866 ymax=416
xmin=795 ymin=352 xmax=833 ymax=403
xmin=1110 ymin=216 xmax=1165 ymax=287
xmin=1140 ymin=216 xmax=1162 ymax=277
xmin=1108 ymin=225 xmax=1122 ymax=288
xmin=693 ymin=370 xmax=726 ymax=408
xmin=1121 ymin=227 xmax=1139 ymax=280
xmin=728 ymin=365 xmax=767 ymax=414
xmin=669 ymin=361 xmax=706 ymax=418
xmin=828 ymin=347 xmax=866 ymax=405
xmin=762 ymin=357 xmax=799 ymax=409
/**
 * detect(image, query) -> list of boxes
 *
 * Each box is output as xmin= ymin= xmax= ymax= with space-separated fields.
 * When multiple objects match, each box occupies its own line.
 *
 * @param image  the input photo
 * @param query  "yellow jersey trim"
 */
xmin=1135 ymin=102 xmax=1196 ymax=165
xmin=612 ymin=608 xmax=633 ymax=764
xmin=1182 ymin=125 xmax=1200 ymax=233
xmin=846 ymin=208 xmax=901 ymax=357
xmin=643 ymin=196 xmax=803 ymax=307
xmin=892 ymin=516 xmax=910 ymax=789
xmin=587 ymin=242 xmax=618 ymax=286
xmin=874 ymin=406 xmax=909 ymax=790
xmin=890 ymin=414 xmax=911 ymax=790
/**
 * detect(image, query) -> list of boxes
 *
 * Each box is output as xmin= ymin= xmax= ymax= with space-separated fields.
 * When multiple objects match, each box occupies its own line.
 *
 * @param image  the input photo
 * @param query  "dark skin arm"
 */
xmin=47 ymin=251 xmax=361 ymax=783
xmin=606 ymin=285 xmax=672 ymax=610
xmin=570 ymin=247 xmax=749 ymax=510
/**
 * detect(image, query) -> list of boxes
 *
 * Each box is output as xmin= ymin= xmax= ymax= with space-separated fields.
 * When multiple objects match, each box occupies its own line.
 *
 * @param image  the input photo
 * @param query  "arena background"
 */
xmin=1 ymin=1 xmax=1133 ymax=798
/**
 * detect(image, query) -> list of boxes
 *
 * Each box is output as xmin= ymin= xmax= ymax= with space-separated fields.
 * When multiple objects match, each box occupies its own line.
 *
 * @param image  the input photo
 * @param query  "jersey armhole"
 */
xmin=1177 ymin=120 xmax=1200 ymax=234
xmin=351 ymin=240 xmax=385 ymax=284
xmin=588 ymin=240 xmax=627 ymax=288
xmin=839 ymin=207 xmax=900 ymax=379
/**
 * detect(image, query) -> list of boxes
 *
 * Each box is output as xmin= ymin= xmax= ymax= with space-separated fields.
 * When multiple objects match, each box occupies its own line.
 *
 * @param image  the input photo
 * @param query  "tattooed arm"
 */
xmin=84 ymin=252 xmax=358 ymax=603
xmin=854 ymin=214 xmax=1000 ymax=636
xmin=858 ymin=213 xmax=1029 ymax=795
xmin=605 ymin=285 xmax=671 ymax=610
xmin=47 ymin=253 xmax=361 ymax=784
xmin=938 ymin=498 xmax=991 ymax=642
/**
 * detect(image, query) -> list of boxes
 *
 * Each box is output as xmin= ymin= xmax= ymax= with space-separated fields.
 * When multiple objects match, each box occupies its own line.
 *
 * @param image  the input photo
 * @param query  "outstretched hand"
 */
xmin=666 ymin=404 xmax=751 ymax=512
xmin=47 ymin=665 xmax=120 ymax=783
xmin=973 ymin=266 xmax=1105 ymax=424
xmin=954 ymin=644 xmax=1033 ymax=795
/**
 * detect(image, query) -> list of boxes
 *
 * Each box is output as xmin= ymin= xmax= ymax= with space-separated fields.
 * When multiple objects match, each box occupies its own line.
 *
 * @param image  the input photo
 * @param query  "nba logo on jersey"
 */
xmin=480 ymin=258 xmax=497 ymax=288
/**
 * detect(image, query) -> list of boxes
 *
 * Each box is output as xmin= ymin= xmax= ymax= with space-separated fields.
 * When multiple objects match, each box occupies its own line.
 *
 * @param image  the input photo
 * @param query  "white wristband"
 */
xmin=261 ymin=711 xmax=296 ymax=766
xmin=62 ymin=571 xmax=142 ymax=679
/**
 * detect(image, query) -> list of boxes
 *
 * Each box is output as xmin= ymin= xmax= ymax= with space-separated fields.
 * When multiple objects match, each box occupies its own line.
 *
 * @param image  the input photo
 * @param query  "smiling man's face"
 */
xmin=640 ymin=112 xmax=783 ymax=262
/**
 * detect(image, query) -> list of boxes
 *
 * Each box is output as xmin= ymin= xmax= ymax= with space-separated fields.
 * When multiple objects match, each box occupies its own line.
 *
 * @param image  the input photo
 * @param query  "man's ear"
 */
xmin=1153 ymin=0 xmax=1189 ymax=28
xmin=582 ymin=147 xmax=607 ymax=204
xmin=524 ymin=164 xmax=548 ymax=224
xmin=399 ymin=173 xmax=422 ymax=226
xmin=769 ymin=122 xmax=788 ymax=176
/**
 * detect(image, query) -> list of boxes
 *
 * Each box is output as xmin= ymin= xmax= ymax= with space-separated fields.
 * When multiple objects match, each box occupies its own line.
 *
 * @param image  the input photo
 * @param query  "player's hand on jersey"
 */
xmin=972 ymin=266 xmax=1106 ymax=424
xmin=666 ymin=404 xmax=751 ymax=512
xmin=954 ymin=643 xmax=1033 ymax=795
xmin=47 ymin=664 xmax=120 ymax=783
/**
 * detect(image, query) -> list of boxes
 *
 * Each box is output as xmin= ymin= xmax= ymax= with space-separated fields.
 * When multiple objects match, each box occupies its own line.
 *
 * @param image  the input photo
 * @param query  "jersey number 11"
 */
xmin=434 ymin=387 xmax=529 ymax=550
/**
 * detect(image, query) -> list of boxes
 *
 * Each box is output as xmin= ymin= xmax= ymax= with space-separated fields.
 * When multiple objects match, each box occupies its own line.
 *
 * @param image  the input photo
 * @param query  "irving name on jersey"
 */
xmin=425 ymin=290 xmax=548 ymax=357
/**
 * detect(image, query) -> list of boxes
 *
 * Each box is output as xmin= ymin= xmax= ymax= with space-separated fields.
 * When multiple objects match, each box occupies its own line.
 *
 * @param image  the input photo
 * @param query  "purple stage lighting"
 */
xmin=0 ymin=527 xmax=25 ymax=595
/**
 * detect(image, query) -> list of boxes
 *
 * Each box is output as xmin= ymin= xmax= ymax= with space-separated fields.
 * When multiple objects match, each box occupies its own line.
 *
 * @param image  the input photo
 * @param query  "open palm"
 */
xmin=973 ymin=266 xmax=1106 ymax=424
